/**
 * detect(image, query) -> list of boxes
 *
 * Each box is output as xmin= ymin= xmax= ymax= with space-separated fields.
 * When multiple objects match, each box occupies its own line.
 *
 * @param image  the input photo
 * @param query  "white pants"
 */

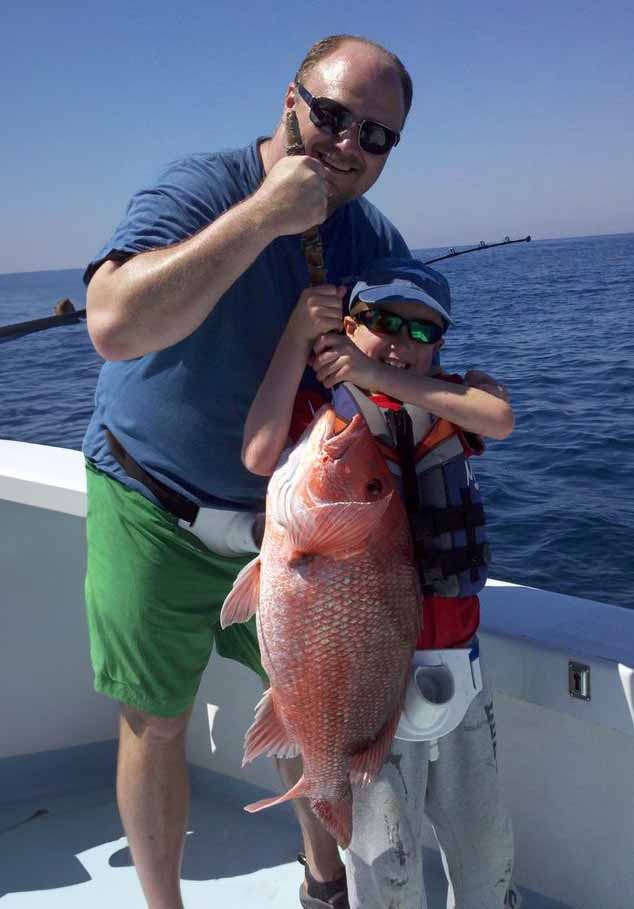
xmin=346 ymin=677 xmax=521 ymax=908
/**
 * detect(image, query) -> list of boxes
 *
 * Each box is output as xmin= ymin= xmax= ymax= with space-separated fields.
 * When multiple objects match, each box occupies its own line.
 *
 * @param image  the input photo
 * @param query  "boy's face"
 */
xmin=344 ymin=299 xmax=445 ymax=377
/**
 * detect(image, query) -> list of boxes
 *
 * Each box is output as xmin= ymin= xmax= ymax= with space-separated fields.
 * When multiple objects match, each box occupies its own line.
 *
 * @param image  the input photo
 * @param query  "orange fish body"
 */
xmin=221 ymin=406 xmax=420 ymax=847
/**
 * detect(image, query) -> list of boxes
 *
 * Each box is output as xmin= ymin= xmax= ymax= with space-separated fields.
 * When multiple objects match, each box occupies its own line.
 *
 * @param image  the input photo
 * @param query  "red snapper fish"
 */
xmin=220 ymin=405 xmax=420 ymax=847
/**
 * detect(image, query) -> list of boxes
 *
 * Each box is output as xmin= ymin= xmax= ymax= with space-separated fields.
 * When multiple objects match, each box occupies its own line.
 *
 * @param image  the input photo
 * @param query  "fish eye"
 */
xmin=366 ymin=478 xmax=383 ymax=497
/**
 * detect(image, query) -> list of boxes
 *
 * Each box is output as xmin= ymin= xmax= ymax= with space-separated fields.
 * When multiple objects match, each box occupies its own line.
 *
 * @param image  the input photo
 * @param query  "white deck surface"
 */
xmin=1 ymin=444 xmax=616 ymax=907
xmin=0 ymin=751 xmax=567 ymax=908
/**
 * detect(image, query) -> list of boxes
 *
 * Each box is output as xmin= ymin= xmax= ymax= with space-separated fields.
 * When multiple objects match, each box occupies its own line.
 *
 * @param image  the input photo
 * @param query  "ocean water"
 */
xmin=1 ymin=233 xmax=633 ymax=609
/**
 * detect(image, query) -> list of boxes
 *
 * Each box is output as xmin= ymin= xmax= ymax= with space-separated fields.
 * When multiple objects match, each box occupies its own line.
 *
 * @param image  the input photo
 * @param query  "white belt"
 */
xmin=178 ymin=507 xmax=260 ymax=558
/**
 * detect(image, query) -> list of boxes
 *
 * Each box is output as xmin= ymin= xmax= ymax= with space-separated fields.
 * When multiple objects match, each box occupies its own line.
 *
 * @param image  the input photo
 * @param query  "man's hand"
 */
xmin=312 ymin=333 xmax=378 ymax=390
xmin=255 ymin=156 xmax=328 ymax=237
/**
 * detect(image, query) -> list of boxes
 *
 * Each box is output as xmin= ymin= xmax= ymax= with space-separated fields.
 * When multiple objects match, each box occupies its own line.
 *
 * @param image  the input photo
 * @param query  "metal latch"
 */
xmin=568 ymin=661 xmax=591 ymax=701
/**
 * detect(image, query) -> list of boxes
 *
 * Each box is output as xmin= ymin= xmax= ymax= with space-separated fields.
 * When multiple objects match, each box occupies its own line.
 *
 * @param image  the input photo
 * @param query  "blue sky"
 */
xmin=2 ymin=0 xmax=633 ymax=273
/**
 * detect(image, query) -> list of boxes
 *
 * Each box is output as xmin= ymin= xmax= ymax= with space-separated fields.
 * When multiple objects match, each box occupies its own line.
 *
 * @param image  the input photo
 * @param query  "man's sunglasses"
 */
xmin=296 ymin=82 xmax=400 ymax=156
xmin=353 ymin=307 xmax=444 ymax=344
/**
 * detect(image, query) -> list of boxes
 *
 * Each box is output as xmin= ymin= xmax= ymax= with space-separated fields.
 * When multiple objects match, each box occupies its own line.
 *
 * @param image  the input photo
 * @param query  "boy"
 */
xmin=243 ymin=258 xmax=520 ymax=908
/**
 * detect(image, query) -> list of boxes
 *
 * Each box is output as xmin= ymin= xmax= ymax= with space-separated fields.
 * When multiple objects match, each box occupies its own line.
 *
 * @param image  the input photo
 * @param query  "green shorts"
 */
xmin=84 ymin=461 xmax=265 ymax=717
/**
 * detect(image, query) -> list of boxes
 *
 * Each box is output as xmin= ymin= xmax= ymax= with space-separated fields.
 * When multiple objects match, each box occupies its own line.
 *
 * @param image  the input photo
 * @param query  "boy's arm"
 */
xmin=311 ymin=336 xmax=515 ymax=440
xmin=242 ymin=285 xmax=345 ymax=476
xmin=369 ymin=367 xmax=514 ymax=439
xmin=464 ymin=369 xmax=510 ymax=403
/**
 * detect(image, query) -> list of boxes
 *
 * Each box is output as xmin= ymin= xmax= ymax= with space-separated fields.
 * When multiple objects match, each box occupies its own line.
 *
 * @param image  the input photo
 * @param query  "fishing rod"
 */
xmin=0 ymin=302 xmax=85 ymax=341
xmin=285 ymin=109 xmax=327 ymax=286
xmin=0 ymin=235 xmax=531 ymax=342
xmin=423 ymin=234 xmax=531 ymax=266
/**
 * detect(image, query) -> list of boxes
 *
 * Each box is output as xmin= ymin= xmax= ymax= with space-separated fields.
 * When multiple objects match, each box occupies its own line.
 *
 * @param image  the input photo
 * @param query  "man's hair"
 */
xmin=295 ymin=35 xmax=413 ymax=122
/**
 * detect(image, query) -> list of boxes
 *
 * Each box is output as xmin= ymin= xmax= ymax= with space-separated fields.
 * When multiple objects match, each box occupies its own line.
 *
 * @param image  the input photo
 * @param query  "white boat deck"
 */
xmin=3 ymin=441 xmax=634 ymax=908
xmin=0 ymin=746 xmax=566 ymax=908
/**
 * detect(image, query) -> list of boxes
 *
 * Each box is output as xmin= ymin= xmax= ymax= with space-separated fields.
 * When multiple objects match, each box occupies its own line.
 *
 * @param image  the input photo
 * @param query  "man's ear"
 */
xmin=343 ymin=315 xmax=357 ymax=338
xmin=435 ymin=337 xmax=445 ymax=354
xmin=284 ymin=82 xmax=297 ymax=112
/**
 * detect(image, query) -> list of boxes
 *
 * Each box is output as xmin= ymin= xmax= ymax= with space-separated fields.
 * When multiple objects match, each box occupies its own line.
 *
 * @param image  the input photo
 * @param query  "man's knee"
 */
xmin=120 ymin=704 xmax=192 ymax=745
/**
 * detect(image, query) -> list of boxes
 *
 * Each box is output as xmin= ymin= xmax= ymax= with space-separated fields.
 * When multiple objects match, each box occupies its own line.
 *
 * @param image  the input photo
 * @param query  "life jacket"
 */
xmin=331 ymin=382 xmax=490 ymax=599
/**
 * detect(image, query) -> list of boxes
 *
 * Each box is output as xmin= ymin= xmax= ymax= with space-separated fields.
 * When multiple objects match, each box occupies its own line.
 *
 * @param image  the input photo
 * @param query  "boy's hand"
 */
xmin=464 ymin=369 xmax=510 ymax=402
xmin=312 ymin=333 xmax=378 ymax=389
xmin=287 ymin=285 xmax=346 ymax=346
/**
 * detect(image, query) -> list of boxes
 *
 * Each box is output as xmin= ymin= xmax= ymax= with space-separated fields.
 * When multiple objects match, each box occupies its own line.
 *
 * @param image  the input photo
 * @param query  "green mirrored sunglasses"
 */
xmin=353 ymin=307 xmax=444 ymax=344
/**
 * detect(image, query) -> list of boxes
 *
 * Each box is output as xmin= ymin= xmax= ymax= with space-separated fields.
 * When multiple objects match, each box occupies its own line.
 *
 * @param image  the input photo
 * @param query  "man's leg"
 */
xmin=117 ymin=705 xmax=193 ymax=909
xmin=84 ymin=468 xmax=210 ymax=906
xmin=275 ymin=756 xmax=346 ymax=882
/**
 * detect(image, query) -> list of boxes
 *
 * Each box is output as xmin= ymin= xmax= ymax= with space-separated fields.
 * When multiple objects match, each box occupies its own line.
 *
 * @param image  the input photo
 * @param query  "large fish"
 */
xmin=220 ymin=405 xmax=420 ymax=847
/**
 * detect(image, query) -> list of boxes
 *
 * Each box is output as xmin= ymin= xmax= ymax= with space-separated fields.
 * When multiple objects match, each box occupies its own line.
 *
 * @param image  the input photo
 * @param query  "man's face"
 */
xmin=288 ymin=43 xmax=406 ymax=213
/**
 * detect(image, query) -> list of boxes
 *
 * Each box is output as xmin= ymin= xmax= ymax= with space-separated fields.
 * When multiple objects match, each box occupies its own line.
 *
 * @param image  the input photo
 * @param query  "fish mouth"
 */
xmin=269 ymin=408 xmax=383 ymax=534
xmin=321 ymin=411 xmax=365 ymax=461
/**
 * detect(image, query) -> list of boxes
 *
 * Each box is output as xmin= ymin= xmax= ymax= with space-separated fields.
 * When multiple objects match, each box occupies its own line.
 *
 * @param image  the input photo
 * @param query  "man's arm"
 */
xmin=86 ymin=156 xmax=329 ymax=361
xmin=242 ymin=286 xmax=345 ymax=476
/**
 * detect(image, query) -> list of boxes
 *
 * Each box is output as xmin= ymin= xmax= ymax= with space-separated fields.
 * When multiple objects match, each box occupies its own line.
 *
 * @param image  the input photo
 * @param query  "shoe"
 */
xmin=298 ymin=853 xmax=349 ymax=909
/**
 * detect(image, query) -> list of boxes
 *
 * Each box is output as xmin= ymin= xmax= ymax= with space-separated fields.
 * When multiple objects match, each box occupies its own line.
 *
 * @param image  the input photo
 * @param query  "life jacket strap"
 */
xmin=410 ymin=502 xmax=485 ymax=542
xmin=384 ymin=408 xmax=420 ymax=514
xmin=419 ymin=542 xmax=491 ymax=589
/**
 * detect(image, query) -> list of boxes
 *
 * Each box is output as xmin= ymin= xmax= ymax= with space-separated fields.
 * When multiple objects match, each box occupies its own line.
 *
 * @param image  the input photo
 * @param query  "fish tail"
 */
xmin=311 ymin=792 xmax=353 ymax=849
xmin=244 ymin=774 xmax=309 ymax=814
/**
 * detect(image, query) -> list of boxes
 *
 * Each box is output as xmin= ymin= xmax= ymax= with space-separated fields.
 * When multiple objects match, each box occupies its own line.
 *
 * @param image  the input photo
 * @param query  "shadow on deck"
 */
xmin=0 ymin=747 xmax=566 ymax=908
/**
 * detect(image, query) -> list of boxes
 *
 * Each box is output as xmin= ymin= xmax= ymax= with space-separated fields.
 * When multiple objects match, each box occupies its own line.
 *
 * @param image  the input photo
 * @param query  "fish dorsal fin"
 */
xmin=242 ymin=687 xmax=301 ymax=764
xmin=219 ymin=555 xmax=261 ymax=628
xmin=287 ymin=495 xmax=392 ymax=561
xmin=349 ymin=697 xmax=404 ymax=786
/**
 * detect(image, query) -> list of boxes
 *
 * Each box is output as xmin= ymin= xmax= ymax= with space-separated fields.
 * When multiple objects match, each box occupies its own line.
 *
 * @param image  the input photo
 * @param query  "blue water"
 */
xmin=1 ymin=234 xmax=633 ymax=609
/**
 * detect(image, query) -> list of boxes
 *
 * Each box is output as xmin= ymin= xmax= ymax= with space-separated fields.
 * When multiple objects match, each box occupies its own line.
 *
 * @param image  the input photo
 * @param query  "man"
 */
xmin=84 ymin=35 xmax=411 ymax=909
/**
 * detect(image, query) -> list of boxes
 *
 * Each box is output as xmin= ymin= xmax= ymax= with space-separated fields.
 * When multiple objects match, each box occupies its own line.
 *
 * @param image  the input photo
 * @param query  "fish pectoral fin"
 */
xmin=349 ymin=702 xmax=403 ymax=787
xmin=244 ymin=774 xmax=308 ymax=813
xmin=219 ymin=555 xmax=261 ymax=628
xmin=289 ymin=496 xmax=392 ymax=561
xmin=243 ymin=688 xmax=301 ymax=764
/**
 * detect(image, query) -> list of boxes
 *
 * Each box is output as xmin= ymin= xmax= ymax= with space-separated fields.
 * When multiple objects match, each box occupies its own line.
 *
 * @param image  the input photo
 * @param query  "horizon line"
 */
xmin=2 ymin=229 xmax=633 ymax=279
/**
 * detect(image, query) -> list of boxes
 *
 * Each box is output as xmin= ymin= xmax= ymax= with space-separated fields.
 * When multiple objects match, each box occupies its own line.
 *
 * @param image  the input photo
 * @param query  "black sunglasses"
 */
xmin=296 ymin=82 xmax=400 ymax=156
xmin=353 ymin=307 xmax=444 ymax=344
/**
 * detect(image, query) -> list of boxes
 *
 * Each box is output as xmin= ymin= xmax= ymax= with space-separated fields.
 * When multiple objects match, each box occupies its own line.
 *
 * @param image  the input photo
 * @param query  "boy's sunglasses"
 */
xmin=353 ymin=307 xmax=444 ymax=344
xmin=295 ymin=82 xmax=400 ymax=156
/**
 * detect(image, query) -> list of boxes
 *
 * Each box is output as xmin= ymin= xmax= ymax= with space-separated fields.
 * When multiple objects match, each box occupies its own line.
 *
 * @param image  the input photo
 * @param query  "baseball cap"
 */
xmin=348 ymin=257 xmax=452 ymax=327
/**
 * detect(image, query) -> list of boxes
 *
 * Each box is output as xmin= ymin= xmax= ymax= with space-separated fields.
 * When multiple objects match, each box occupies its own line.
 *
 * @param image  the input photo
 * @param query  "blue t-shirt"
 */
xmin=83 ymin=139 xmax=410 ymax=510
